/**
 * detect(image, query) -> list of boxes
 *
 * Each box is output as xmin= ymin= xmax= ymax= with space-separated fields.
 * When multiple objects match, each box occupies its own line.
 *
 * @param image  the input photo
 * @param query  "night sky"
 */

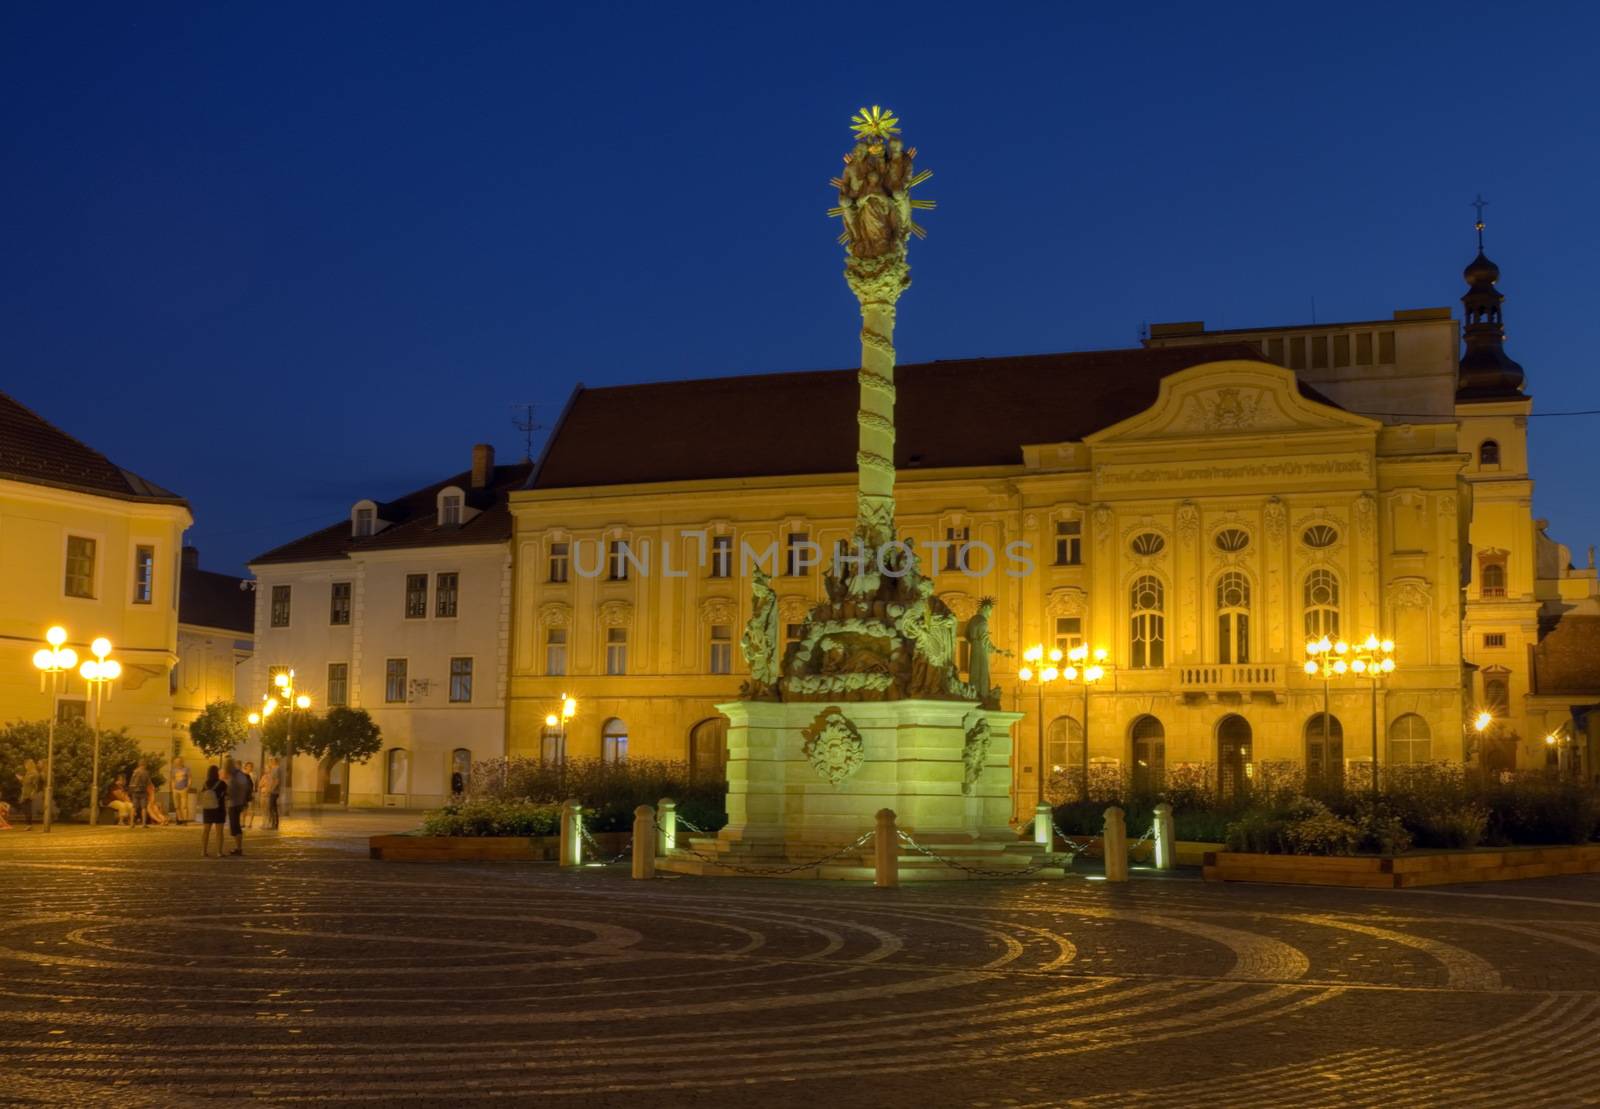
xmin=3 ymin=3 xmax=1596 ymax=575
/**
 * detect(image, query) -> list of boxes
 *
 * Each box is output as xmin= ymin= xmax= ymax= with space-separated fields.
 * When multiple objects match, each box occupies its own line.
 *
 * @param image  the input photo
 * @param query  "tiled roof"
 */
xmin=0 ymin=389 xmax=185 ymax=504
xmin=179 ymin=567 xmax=255 ymax=634
xmin=250 ymin=461 xmax=533 ymax=566
xmin=1533 ymin=615 xmax=1600 ymax=696
xmin=529 ymin=343 xmax=1317 ymax=490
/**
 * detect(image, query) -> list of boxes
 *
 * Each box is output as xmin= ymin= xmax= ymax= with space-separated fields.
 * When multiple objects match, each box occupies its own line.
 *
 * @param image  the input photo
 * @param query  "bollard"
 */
xmin=632 ymin=805 xmax=656 ymax=880
xmin=657 ymin=796 xmax=677 ymax=856
xmin=874 ymin=808 xmax=899 ymax=888
xmin=1103 ymin=805 xmax=1129 ymax=882
xmin=1033 ymin=802 xmax=1053 ymax=848
xmin=1152 ymin=802 xmax=1175 ymax=871
xmin=559 ymin=799 xmax=584 ymax=868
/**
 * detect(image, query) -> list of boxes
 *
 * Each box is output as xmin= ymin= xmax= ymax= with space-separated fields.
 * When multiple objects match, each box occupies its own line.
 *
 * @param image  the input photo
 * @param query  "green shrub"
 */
xmin=468 ymin=757 xmax=727 ymax=834
xmin=0 ymin=721 xmax=161 ymax=820
xmin=1282 ymin=809 xmax=1361 ymax=856
xmin=421 ymin=799 xmax=561 ymax=837
xmin=1353 ymin=802 xmax=1414 ymax=855
xmin=1482 ymin=778 xmax=1600 ymax=845
xmin=1411 ymin=803 xmax=1489 ymax=849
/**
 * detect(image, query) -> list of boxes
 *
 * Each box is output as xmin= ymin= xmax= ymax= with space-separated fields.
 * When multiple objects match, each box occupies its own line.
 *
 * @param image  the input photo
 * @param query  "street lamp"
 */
xmin=1303 ymin=635 xmax=1350 ymax=782
xmin=78 ymin=637 xmax=121 ymax=826
xmin=1348 ymin=635 xmax=1396 ymax=791
xmin=1063 ymin=645 xmax=1109 ymax=801
xmin=543 ymin=693 xmax=578 ymax=762
xmin=270 ymin=669 xmax=311 ymax=817
xmin=31 ymin=626 xmax=78 ymax=833
xmin=1017 ymin=645 xmax=1063 ymax=812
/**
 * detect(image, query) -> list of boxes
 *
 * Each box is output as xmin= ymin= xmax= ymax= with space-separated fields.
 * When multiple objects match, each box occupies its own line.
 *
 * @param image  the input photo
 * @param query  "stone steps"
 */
xmin=655 ymin=834 xmax=1067 ymax=881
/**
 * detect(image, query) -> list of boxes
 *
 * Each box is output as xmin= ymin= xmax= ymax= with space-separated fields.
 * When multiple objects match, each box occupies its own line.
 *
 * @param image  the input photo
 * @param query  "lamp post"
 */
xmin=544 ymin=693 xmax=577 ymax=761
xmin=270 ymin=669 xmax=311 ymax=818
xmin=30 ymin=626 xmax=79 ymax=833
xmin=1062 ymin=645 xmax=1110 ymax=801
xmin=1017 ymin=646 xmax=1062 ymax=809
xmin=78 ymin=637 xmax=121 ymax=825
xmin=1302 ymin=635 xmax=1350 ymax=783
xmin=1348 ymin=635 xmax=1396 ymax=792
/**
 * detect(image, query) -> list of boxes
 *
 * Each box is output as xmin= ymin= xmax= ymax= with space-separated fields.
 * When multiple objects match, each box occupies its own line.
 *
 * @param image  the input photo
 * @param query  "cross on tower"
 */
xmin=1471 ymin=193 xmax=1489 ymax=250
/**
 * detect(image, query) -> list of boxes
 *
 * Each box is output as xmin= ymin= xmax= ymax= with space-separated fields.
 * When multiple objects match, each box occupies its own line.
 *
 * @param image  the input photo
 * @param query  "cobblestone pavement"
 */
xmin=4 ymin=816 xmax=1600 ymax=1107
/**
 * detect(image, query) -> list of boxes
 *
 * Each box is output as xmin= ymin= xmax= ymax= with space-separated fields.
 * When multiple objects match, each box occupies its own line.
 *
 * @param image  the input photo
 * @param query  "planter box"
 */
xmin=1203 ymin=843 xmax=1600 ymax=889
xmin=369 ymin=831 xmax=630 ymax=863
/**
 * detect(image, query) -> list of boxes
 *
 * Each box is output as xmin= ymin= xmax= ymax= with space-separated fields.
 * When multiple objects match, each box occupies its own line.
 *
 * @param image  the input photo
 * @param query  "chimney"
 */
xmin=471 ymin=443 xmax=495 ymax=489
xmin=182 ymin=546 xmax=201 ymax=570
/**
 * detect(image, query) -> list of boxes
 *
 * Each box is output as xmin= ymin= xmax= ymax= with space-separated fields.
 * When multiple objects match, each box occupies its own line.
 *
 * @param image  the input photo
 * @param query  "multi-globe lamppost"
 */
xmin=1304 ymin=633 xmax=1395 ymax=790
xmin=248 ymin=670 xmax=311 ymax=816
xmin=30 ymin=626 xmax=79 ymax=833
xmin=79 ymin=637 xmax=121 ymax=825
xmin=1019 ymin=643 xmax=1108 ymax=806
xmin=544 ymin=694 xmax=577 ymax=760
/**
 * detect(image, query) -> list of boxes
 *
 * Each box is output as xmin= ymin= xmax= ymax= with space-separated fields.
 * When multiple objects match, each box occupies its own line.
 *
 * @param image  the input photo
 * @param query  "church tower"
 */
xmin=1456 ymin=199 xmax=1538 ymax=771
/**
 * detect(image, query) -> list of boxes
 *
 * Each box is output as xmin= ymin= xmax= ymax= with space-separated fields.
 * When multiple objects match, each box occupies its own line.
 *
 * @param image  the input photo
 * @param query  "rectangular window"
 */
xmin=270 ymin=584 xmax=291 ymax=627
xmin=1483 ymin=632 xmax=1506 ymax=649
xmin=785 ymin=532 xmax=811 ymax=577
xmin=945 ymin=527 xmax=970 ymax=572
xmin=440 ymin=493 xmax=462 ymax=526
xmin=1333 ymin=333 xmax=1351 ymax=366
xmin=327 ymin=662 xmax=349 ymax=707
xmin=1055 ymin=520 xmax=1082 ymax=566
xmin=435 ymin=572 xmax=458 ymax=618
xmin=605 ymin=626 xmax=627 ymax=675
xmin=709 ymin=535 xmax=733 ymax=578
xmin=1054 ymin=616 xmax=1083 ymax=655
xmin=57 ymin=699 xmax=86 ymax=723
xmin=709 ymin=624 xmax=732 ymax=674
xmin=546 ymin=626 xmax=568 ymax=676
xmin=385 ymin=658 xmax=408 ymax=703
xmin=1310 ymin=334 xmax=1329 ymax=369
xmin=608 ymin=540 xmax=630 ymax=581
xmin=65 ymin=536 xmax=96 ymax=598
xmin=354 ymin=507 xmax=375 ymax=537
xmin=132 ymin=545 xmax=155 ymax=604
xmin=330 ymin=581 xmax=352 ymax=625
xmin=1356 ymin=332 xmax=1374 ymax=365
xmin=404 ymin=574 xmax=428 ymax=618
xmin=449 ymin=657 xmax=473 ymax=703
xmin=1378 ymin=330 xmax=1396 ymax=364
xmin=1288 ymin=335 xmax=1306 ymax=370
xmin=548 ymin=541 xmax=569 ymax=583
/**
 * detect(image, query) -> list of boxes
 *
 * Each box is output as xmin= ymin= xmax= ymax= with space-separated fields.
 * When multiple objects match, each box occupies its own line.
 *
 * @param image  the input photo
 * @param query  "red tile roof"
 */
xmin=1533 ymin=615 xmax=1600 ymax=696
xmin=0 ymin=389 xmax=185 ymax=504
xmin=529 ymin=343 xmax=1310 ymax=490
xmin=179 ymin=567 xmax=255 ymax=634
xmin=250 ymin=461 xmax=533 ymax=565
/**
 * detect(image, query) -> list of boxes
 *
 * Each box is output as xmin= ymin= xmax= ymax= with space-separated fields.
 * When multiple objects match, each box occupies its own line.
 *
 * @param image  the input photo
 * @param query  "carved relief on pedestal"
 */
xmin=961 ymin=711 xmax=992 ymax=795
xmin=801 ymin=707 xmax=866 ymax=787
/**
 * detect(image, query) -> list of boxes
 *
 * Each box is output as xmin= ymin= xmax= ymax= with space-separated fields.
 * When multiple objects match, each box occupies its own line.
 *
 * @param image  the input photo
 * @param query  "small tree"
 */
xmin=305 ymin=707 xmax=383 ymax=808
xmin=259 ymin=708 xmax=321 ymax=758
xmin=188 ymin=700 xmax=250 ymax=760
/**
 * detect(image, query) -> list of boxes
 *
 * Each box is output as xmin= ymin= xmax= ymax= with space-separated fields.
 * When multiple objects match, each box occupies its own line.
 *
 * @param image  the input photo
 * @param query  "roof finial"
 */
xmin=1471 ymin=193 xmax=1488 ymax=251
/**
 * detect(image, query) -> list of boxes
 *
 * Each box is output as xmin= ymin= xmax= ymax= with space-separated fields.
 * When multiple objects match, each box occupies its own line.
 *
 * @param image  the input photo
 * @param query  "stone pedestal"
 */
xmin=716 ymin=699 xmax=1020 ymax=849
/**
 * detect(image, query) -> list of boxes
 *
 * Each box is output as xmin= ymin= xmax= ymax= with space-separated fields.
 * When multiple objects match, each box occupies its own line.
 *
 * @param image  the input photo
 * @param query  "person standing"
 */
xmin=224 ymin=756 xmax=253 ymax=856
xmin=241 ymin=761 xmax=258 ymax=829
xmin=17 ymin=759 xmax=40 ymax=830
xmin=128 ymin=761 xmax=151 ymax=828
xmin=198 ymin=765 xmax=226 ymax=856
xmin=170 ymin=756 xmax=191 ymax=825
xmin=263 ymin=758 xmax=282 ymax=830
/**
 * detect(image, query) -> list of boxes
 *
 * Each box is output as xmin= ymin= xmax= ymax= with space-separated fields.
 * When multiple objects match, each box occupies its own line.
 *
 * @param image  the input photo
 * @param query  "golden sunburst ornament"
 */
xmin=849 ymin=105 xmax=900 ymax=141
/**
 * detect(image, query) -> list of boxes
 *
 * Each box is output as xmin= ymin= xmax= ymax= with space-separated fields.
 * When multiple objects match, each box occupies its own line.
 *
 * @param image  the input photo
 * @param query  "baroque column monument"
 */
xmin=663 ymin=109 xmax=1035 ymax=877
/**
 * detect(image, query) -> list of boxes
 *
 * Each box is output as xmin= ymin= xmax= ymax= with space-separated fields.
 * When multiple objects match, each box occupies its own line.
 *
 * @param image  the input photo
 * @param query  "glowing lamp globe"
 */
xmin=1303 ymin=660 xmax=1319 ymax=675
xmin=102 ymin=660 xmax=120 ymax=680
xmin=32 ymin=648 xmax=53 ymax=670
xmin=545 ymin=713 xmax=559 ymax=728
xmin=46 ymin=626 xmax=67 ymax=648
xmin=56 ymin=647 xmax=77 ymax=669
xmin=79 ymin=660 xmax=99 ymax=681
xmin=1040 ymin=667 xmax=1059 ymax=682
xmin=91 ymin=637 xmax=111 ymax=659
xmin=1017 ymin=667 xmax=1033 ymax=683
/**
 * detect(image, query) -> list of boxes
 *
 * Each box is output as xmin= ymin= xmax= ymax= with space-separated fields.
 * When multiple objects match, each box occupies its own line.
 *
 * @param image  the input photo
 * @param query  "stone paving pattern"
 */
xmin=3 ymin=815 xmax=1599 ymax=1106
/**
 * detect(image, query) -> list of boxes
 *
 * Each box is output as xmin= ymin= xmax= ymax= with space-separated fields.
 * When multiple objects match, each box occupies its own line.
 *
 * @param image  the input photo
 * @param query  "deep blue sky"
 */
xmin=3 ymin=3 xmax=1596 ymax=575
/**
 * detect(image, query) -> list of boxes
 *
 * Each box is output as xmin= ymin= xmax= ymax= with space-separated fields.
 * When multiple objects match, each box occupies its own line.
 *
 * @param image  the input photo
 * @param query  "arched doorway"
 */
xmin=1304 ymin=713 xmax=1344 ymax=788
xmin=317 ymin=753 xmax=344 ymax=804
xmin=689 ymin=718 xmax=728 ymax=784
xmin=1217 ymin=715 xmax=1252 ymax=801
xmin=1129 ymin=715 xmax=1165 ymax=793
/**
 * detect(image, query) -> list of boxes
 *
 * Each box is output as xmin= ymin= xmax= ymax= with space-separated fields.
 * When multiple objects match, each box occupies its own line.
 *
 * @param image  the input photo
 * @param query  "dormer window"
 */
xmin=354 ymin=506 xmax=375 ymax=537
xmin=440 ymin=493 xmax=463 ymax=526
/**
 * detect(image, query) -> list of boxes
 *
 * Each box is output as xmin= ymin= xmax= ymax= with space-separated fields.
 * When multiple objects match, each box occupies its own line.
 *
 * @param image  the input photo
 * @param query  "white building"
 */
xmin=249 ymin=445 xmax=527 ymax=808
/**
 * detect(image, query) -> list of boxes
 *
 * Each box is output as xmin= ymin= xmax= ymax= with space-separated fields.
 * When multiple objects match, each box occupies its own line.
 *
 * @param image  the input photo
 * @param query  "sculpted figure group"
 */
xmin=835 ymin=136 xmax=917 ymax=259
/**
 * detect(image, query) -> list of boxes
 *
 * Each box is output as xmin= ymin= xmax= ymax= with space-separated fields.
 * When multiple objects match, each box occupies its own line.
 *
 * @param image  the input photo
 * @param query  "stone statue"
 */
xmin=740 ymin=569 xmax=780 ymax=697
xmin=963 ymin=597 xmax=1010 ymax=709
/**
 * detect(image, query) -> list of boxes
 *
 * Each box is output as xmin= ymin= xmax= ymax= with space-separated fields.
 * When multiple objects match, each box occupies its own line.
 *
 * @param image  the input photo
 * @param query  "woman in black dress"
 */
xmin=198 ymin=765 xmax=227 ymax=857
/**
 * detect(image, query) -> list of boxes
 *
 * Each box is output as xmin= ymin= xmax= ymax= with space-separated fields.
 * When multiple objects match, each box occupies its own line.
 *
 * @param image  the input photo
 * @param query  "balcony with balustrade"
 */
xmin=1177 ymin=663 xmax=1286 ymax=704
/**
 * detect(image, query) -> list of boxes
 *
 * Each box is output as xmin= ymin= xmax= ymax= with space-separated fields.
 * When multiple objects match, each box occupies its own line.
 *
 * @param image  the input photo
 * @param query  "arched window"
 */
xmin=1045 ymin=716 xmax=1084 ymax=800
xmin=601 ymin=718 xmax=628 ymax=764
xmin=1480 ymin=560 xmax=1507 ymax=598
xmin=1216 ymin=571 xmax=1251 ymax=664
xmin=1303 ymin=569 xmax=1340 ymax=641
xmin=1484 ymin=676 xmax=1510 ymax=716
xmin=1130 ymin=575 xmax=1165 ymax=669
xmin=1130 ymin=715 xmax=1165 ymax=793
xmin=1388 ymin=714 xmax=1432 ymax=765
xmin=385 ymin=748 xmax=410 ymax=795
xmin=689 ymin=718 xmax=727 ymax=784
xmin=1304 ymin=713 xmax=1344 ymax=787
xmin=1479 ymin=440 xmax=1500 ymax=467
xmin=1217 ymin=715 xmax=1252 ymax=800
